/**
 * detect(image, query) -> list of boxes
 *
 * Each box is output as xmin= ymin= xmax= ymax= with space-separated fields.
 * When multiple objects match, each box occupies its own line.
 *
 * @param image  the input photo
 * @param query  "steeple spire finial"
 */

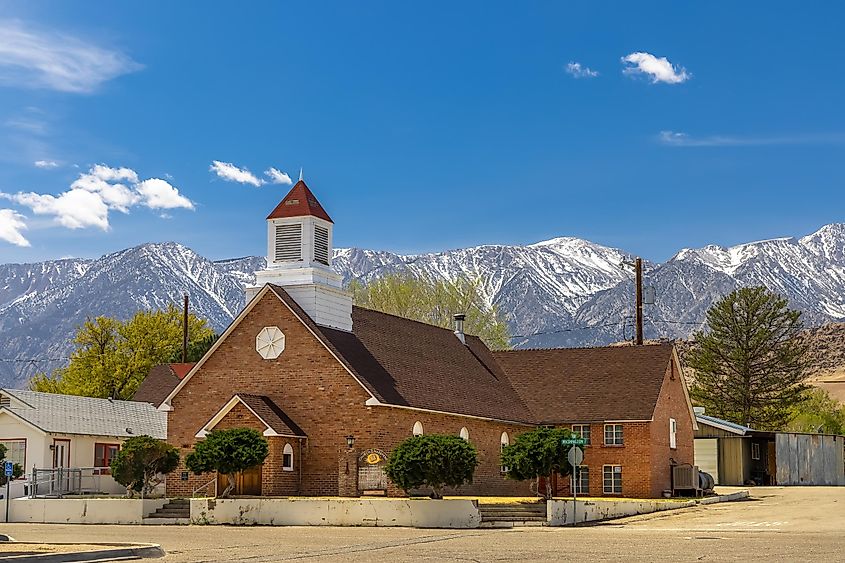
xmin=299 ymin=167 xmax=303 ymax=182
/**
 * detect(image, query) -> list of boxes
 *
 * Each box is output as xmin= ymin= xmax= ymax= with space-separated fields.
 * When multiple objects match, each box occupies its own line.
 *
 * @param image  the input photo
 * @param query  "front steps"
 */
xmin=479 ymin=502 xmax=548 ymax=527
xmin=144 ymin=498 xmax=190 ymax=524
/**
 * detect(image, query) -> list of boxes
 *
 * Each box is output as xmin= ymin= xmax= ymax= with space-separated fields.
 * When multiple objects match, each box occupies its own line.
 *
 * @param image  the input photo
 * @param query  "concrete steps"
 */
xmin=145 ymin=499 xmax=190 ymax=524
xmin=479 ymin=502 xmax=547 ymax=528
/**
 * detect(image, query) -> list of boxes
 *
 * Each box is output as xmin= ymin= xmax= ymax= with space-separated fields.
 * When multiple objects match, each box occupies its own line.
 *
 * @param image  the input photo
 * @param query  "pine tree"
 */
xmin=687 ymin=287 xmax=809 ymax=430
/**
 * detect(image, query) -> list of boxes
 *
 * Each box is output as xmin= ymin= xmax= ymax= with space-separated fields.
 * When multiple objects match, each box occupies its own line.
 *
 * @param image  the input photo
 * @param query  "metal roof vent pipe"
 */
xmin=453 ymin=313 xmax=466 ymax=345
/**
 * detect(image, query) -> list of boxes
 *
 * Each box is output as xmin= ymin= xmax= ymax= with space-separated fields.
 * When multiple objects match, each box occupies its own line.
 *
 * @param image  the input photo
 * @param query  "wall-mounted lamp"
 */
xmin=346 ymin=435 xmax=355 ymax=449
xmin=49 ymin=444 xmax=55 ymax=451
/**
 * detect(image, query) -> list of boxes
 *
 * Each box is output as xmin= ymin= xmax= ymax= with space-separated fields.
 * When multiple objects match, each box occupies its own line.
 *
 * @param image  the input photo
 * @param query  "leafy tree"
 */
xmin=0 ymin=443 xmax=24 ymax=486
xmin=500 ymin=427 xmax=577 ymax=500
xmin=687 ymin=287 xmax=810 ymax=430
xmin=350 ymin=272 xmax=512 ymax=349
xmin=383 ymin=434 xmax=478 ymax=498
xmin=29 ymin=304 xmax=214 ymax=400
xmin=185 ymin=428 xmax=269 ymax=498
xmin=168 ymin=333 xmax=219 ymax=363
xmin=787 ymin=388 xmax=845 ymax=435
xmin=110 ymin=435 xmax=180 ymax=498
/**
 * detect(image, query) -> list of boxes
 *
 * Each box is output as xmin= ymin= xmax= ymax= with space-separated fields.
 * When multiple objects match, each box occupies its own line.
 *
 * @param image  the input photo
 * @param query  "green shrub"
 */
xmin=110 ymin=435 xmax=180 ymax=497
xmin=384 ymin=434 xmax=478 ymax=498
xmin=185 ymin=428 xmax=269 ymax=497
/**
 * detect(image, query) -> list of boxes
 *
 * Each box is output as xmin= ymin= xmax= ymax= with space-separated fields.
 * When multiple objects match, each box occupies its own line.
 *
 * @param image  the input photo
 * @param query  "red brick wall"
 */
xmin=166 ymin=290 xmax=532 ymax=498
xmin=649 ymin=357 xmax=695 ymax=497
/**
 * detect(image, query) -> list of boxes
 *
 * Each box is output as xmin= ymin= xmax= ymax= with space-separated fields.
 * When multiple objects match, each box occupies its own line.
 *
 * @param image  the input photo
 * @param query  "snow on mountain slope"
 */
xmin=1 ymin=224 xmax=843 ymax=389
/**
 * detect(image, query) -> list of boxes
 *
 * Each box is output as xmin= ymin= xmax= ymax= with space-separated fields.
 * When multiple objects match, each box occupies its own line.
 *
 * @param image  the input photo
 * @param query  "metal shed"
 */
xmin=693 ymin=408 xmax=845 ymax=487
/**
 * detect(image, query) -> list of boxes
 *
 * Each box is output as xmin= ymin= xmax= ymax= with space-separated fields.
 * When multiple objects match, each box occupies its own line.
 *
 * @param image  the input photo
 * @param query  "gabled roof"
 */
xmin=493 ymin=344 xmax=676 ymax=423
xmin=266 ymin=180 xmax=333 ymax=223
xmin=695 ymin=413 xmax=754 ymax=435
xmin=0 ymin=389 xmax=166 ymax=439
xmin=197 ymin=394 xmax=306 ymax=438
xmin=133 ymin=363 xmax=195 ymax=407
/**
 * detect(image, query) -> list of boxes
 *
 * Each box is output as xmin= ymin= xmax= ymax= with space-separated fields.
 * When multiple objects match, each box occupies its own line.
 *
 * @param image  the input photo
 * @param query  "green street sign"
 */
xmin=561 ymin=438 xmax=587 ymax=446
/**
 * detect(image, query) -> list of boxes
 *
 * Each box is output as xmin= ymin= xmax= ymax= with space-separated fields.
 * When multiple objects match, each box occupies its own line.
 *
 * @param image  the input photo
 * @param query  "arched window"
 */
xmin=412 ymin=421 xmax=424 ymax=436
xmin=500 ymin=432 xmax=510 ymax=474
xmin=283 ymin=443 xmax=294 ymax=471
xmin=459 ymin=427 xmax=469 ymax=441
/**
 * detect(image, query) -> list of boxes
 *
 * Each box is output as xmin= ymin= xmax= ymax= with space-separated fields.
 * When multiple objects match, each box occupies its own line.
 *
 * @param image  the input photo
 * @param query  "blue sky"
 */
xmin=0 ymin=1 xmax=843 ymax=264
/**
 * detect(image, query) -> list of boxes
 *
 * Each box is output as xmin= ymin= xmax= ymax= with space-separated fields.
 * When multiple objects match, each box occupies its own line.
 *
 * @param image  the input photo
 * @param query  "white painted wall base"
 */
xmin=548 ymin=498 xmax=696 ymax=526
xmin=190 ymin=498 xmax=482 ymax=528
xmin=7 ymin=498 xmax=167 ymax=524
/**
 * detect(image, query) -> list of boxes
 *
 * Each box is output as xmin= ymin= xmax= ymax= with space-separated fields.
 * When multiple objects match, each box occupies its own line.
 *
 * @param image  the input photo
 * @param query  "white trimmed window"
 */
xmin=573 ymin=465 xmax=589 ymax=495
xmin=604 ymin=424 xmax=624 ymax=446
xmin=669 ymin=418 xmax=677 ymax=449
xmin=459 ymin=427 xmax=469 ymax=441
xmin=274 ymin=223 xmax=302 ymax=262
xmin=751 ymin=443 xmax=760 ymax=460
xmin=412 ymin=421 xmax=424 ymax=436
xmin=571 ymin=424 xmax=591 ymax=445
xmin=603 ymin=465 xmax=622 ymax=494
xmin=0 ymin=439 xmax=25 ymax=469
xmin=500 ymin=432 xmax=510 ymax=473
xmin=283 ymin=443 xmax=294 ymax=471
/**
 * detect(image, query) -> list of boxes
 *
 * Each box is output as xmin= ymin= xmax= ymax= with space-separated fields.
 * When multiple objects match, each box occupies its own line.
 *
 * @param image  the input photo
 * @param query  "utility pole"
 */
xmin=635 ymin=257 xmax=643 ymax=345
xmin=182 ymin=294 xmax=189 ymax=363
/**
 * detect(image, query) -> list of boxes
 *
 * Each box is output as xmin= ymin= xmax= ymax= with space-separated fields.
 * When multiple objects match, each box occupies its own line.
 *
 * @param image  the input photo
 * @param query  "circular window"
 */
xmin=256 ymin=326 xmax=285 ymax=359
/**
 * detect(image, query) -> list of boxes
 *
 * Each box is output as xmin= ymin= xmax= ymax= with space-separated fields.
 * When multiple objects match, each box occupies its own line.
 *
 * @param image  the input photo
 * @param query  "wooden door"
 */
xmin=767 ymin=442 xmax=777 ymax=485
xmin=217 ymin=466 xmax=262 ymax=496
xmin=52 ymin=439 xmax=70 ymax=468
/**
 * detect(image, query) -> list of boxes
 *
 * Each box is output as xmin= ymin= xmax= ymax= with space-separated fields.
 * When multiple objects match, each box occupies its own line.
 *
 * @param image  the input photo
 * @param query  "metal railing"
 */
xmin=28 ymin=467 xmax=114 ymax=498
xmin=192 ymin=478 xmax=217 ymax=498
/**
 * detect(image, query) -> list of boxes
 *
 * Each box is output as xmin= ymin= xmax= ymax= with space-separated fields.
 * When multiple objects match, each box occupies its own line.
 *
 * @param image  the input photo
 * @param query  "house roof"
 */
xmin=133 ymin=363 xmax=195 ymax=407
xmin=236 ymin=394 xmax=306 ymax=437
xmin=0 ymin=389 xmax=166 ymax=439
xmin=266 ymin=180 xmax=333 ymax=223
xmin=695 ymin=413 xmax=754 ymax=435
xmin=493 ymin=344 xmax=676 ymax=423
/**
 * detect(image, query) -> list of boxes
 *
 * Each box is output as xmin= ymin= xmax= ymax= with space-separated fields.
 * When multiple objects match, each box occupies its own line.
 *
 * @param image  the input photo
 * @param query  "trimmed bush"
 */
xmin=500 ymin=427 xmax=578 ymax=499
xmin=110 ymin=435 xmax=180 ymax=497
xmin=185 ymin=428 xmax=269 ymax=497
xmin=384 ymin=434 xmax=478 ymax=498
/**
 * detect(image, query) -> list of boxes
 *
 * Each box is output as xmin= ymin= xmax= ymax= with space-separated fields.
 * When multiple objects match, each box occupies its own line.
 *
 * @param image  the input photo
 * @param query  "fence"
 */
xmin=28 ymin=467 xmax=119 ymax=498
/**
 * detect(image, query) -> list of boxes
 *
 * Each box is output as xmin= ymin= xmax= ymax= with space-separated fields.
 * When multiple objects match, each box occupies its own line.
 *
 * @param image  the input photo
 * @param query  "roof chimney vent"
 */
xmin=453 ymin=313 xmax=466 ymax=345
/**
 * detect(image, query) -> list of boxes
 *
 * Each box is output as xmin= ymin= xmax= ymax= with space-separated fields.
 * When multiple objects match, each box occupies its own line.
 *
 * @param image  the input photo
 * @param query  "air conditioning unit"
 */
xmin=673 ymin=464 xmax=701 ymax=496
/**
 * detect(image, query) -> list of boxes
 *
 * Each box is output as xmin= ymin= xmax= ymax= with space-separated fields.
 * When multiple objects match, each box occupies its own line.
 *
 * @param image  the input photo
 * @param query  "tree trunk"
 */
xmin=221 ymin=473 xmax=236 ymax=498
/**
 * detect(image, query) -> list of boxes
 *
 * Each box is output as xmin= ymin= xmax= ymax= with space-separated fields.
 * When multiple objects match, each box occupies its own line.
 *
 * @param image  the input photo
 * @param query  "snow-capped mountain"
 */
xmin=1 ymin=224 xmax=844 ymax=389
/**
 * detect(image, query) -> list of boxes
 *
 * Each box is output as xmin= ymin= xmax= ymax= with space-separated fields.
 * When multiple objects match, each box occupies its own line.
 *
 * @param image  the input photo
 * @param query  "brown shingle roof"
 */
xmin=266 ymin=180 xmax=333 ymax=222
xmin=133 ymin=364 xmax=194 ymax=407
xmin=236 ymin=394 xmax=306 ymax=437
xmin=493 ymin=344 xmax=674 ymax=423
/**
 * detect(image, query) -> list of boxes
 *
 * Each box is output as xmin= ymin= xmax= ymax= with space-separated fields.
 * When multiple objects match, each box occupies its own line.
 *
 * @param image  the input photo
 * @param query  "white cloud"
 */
xmin=622 ymin=52 xmax=690 ymax=84
xmin=565 ymin=62 xmax=598 ymax=78
xmin=34 ymin=159 xmax=59 ymax=168
xmin=210 ymin=160 xmax=263 ymax=187
xmin=0 ymin=209 xmax=30 ymax=246
xmin=1 ymin=164 xmax=193 ymax=234
xmin=135 ymin=178 xmax=194 ymax=210
xmin=0 ymin=20 xmax=142 ymax=93
xmin=264 ymin=167 xmax=292 ymax=185
xmin=8 ymin=189 xmax=110 ymax=230
xmin=658 ymin=130 xmax=845 ymax=147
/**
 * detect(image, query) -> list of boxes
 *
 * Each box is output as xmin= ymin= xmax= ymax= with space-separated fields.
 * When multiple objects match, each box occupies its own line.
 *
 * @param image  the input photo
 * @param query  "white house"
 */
xmin=0 ymin=389 xmax=167 ymax=498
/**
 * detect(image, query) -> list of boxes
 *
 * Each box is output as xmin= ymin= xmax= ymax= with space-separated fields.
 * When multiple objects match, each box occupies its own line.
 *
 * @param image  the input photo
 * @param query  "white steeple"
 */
xmin=246 ymin=179 xmax=353 ymax=331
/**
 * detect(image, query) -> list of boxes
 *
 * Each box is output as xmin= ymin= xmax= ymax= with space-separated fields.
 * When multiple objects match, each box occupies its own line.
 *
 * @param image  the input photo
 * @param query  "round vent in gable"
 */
xmin=256 ymin=326 xmax=285 ymax=359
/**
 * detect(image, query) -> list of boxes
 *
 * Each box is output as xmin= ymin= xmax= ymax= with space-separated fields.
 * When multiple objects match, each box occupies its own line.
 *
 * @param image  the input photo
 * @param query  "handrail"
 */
xmin=192 ymin=478 xmax=217 ymax=498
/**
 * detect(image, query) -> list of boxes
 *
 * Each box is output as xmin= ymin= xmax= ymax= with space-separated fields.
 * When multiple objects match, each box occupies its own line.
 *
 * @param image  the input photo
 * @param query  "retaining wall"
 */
xmin=7 ymin=498 xmax=167 ymax=524
xmin=548 ymin=498 xmax=696 ymax=525
xmin=190 ymin=498 xmax=482 ymax=528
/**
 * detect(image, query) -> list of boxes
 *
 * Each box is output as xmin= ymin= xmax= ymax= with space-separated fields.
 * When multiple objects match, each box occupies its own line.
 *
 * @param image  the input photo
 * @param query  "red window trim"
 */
xmin=94 ymin=443 xmax=121 ymax=474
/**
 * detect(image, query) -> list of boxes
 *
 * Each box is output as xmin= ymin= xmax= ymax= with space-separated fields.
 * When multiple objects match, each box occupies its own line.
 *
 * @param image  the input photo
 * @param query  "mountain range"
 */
xmin=1 ymin=223 xmax=843 ymax=389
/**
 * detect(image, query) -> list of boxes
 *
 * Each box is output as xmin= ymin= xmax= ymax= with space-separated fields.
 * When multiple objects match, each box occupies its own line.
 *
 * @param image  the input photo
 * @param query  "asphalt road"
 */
xmin=1 ymin=487 xmax=842 ymax=562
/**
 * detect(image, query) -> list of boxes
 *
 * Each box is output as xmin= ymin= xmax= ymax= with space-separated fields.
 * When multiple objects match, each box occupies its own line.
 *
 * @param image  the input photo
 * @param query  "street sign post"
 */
xmin=4 ymin=461 xmax=12 ymax=523
xmin=561 ymin=437 xmax=587 ymax=447
xmin=566 ymin=446 xmax=585 ymax=526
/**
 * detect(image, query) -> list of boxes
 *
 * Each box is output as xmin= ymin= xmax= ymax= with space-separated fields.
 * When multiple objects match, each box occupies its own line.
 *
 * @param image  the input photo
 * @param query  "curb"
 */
xmin=698 ymin=490 xmax=750 ymax=505
xmin=0 ymin=542 xmax=164 ymax=562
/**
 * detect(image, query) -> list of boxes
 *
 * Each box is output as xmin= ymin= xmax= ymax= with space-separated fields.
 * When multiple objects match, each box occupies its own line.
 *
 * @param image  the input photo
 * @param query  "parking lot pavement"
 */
xmin=1 ymin=488 xmax=842 ymax=562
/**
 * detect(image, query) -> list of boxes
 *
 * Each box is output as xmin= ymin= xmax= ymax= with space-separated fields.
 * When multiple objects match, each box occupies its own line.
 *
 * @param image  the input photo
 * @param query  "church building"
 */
xmin=159 ymin=180 xmax=697 ymax=499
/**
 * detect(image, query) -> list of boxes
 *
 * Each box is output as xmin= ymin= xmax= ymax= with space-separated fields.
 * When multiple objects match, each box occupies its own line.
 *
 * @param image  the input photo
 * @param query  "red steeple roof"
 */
xmin=266 ymin=180 xmax=333 ymax=223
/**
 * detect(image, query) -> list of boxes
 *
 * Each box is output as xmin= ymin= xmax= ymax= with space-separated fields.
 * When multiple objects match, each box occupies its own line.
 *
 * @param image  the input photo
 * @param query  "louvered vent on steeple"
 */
xmin=314 ymin=224 xmax=329 ymax=265
xmin=0 ymin=393 xmax=10 ymax=408
xmin=274 ymin=223 xmax=302 ymax=262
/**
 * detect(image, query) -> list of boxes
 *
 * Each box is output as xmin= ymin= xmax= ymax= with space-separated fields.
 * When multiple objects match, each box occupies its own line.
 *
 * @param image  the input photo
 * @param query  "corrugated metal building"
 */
xmin=693 ymin=408 xmax=845 ymax=487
